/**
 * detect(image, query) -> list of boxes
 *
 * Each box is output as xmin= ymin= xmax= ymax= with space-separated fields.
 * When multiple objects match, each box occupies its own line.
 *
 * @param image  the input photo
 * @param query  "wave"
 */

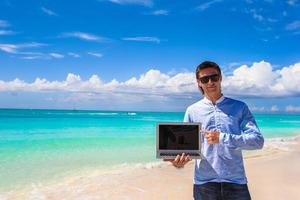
xmin=111 ymin=160 xmax=169 ymax=171
xmin=44 ymin=112 xmax=138 ymax=116
xmin=43 ymin=112 xmax=120 ymax=116
xmin=264 ymin=134 xmax=300 ymax=151
xmin=0 ymin=161 xmax=170 ymax=199
xmin=85 ymin=112 xmax=119 ymax=116
xmin=126 ymin=112 xmax=137 ymax=116
xmin=279 ymin=120 xmax=300 ymax=123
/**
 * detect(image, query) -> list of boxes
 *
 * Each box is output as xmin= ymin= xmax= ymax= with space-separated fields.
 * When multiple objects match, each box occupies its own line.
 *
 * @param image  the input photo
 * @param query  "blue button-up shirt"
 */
xmin=184 ymin=96 xmax=264 ymax=185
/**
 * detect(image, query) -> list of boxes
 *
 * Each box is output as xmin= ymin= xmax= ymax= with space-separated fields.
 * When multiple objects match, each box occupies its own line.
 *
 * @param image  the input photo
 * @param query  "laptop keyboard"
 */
xmin=160 ymin=153 xmax=200 ymax=156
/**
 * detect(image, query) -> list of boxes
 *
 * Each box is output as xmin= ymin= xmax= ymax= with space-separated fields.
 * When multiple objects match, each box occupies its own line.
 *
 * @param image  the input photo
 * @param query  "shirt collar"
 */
xmin=203 ymin=94 xmax=225 ymax=105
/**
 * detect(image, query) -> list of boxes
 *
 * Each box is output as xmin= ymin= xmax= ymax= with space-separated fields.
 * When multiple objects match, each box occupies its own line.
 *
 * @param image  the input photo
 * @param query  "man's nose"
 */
xmin=207 ymin=78 xmax=213 ymax=84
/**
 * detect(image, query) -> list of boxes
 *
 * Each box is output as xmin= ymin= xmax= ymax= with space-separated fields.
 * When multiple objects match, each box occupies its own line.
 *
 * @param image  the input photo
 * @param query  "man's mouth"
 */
xmin=207 ymin=86 xmax=216 ymax=89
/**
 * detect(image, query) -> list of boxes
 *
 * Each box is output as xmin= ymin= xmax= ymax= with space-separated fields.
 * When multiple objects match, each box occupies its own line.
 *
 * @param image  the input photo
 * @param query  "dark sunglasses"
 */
xmin=198 ymin=74 xmax=220 ymax=84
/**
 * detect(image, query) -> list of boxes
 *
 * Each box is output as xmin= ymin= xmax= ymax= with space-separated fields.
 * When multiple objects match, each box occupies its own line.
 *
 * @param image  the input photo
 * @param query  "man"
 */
xmin=165 ymin=61 xmax=264 ymax=200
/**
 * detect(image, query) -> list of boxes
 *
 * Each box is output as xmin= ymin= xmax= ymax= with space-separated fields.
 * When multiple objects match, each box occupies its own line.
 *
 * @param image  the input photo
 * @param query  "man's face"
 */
xmin=197 ymin=68 xmax=222 ymax=95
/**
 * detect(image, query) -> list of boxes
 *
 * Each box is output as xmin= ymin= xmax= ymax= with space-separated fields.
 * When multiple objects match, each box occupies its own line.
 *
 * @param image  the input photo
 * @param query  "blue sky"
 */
xmin=0 ymin=0 xmax=300 ymax=112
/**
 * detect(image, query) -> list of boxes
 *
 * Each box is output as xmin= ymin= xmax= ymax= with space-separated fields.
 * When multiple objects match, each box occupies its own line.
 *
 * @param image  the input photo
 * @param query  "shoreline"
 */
xmin=1 ymin=108 xmax=300 ymax=115
xmin=2 ymin=135 xmax=300 ymax=200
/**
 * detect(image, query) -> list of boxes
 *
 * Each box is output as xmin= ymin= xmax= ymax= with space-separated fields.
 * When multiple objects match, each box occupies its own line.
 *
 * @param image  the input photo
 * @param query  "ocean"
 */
xmin=0 ymin=108 xmax=300 ymax=193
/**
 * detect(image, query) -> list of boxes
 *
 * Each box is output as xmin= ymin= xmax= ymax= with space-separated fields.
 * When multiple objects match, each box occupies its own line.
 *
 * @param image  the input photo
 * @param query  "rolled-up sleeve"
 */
xmin=219 ymin=105 xmax=264 ymax=150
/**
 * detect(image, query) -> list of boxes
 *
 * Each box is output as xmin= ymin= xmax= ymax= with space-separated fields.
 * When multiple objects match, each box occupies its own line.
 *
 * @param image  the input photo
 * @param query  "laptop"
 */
xmin=156 ymin=122 xmax=202 ymax=159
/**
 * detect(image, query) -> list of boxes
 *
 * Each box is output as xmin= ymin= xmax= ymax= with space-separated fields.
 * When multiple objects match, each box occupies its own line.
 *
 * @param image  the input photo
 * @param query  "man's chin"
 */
xmin=205 ymin=89 xmax=220 ymax=95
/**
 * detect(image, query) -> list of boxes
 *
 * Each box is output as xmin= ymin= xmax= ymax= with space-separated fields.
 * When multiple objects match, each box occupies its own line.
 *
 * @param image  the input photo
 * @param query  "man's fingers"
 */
xmin=205 ymin=135 xmax=211 ymax=140
xmin=205 ymin=132 xmax=214 ymax=138
xmin=172 ymin=155 xmax=183 ymax=168
xmin=207 ymin=136 xmax=215 ymax=143
xmin=171 ymin=154 xmax=181 ymax=165
xmin=207 ymin=137 xmax=218 ymax=144
xmin=186 ymin=155 xmax=190 ymax=160
xmin=184 ymin=155 xmax=191 ymax=163
xmin=175 ymin=154 xmax=183 ymax=165
xmin=205 ymin=132 xmax=219 ymax=144
xmin=170 ymin=153 xmax=192 ymax=168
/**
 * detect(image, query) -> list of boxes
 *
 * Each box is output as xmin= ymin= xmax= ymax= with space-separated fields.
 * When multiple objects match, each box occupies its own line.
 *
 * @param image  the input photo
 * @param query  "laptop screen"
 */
xmin=159 ymin=124 xmax=199 ymax=150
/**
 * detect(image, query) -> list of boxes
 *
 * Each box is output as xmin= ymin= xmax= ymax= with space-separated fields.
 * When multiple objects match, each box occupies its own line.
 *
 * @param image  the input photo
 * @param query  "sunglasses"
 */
xmin=198 ymin=74 xmax=220 ymax=84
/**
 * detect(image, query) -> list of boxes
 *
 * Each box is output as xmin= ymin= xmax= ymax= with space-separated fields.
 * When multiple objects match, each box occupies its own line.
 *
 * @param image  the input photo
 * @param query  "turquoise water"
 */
xmin=0 ymin=109 xmax=300 ymax=192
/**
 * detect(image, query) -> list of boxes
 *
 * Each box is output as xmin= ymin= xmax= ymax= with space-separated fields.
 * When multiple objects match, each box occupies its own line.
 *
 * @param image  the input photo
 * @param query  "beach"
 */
xmin=2 ymin=136 xmax=300 ymax=200
xmin=1 ymin=109 xmax=300 ymax=199
xmin=246 ymin=140 xmax=300 ymax=200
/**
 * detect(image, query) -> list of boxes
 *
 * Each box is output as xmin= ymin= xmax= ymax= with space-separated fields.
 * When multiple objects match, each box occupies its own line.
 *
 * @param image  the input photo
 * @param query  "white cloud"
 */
xmin=223 ymin=61 xmax=300 ymax=97
xmin=68 ymin=52 xmax=80 ymax=58
xmin=1 ymin=61 xmax=300 ymax=100
xmin=49 ymin=53 xmax=64 ymax=58
xmin=122 ymin=36 xmax=161 ymax=43
xmin=0 ymin=44 xmax=18 ymax=53
xmin=222 ymin=61 xmax=280 ymax=96
xmin=0 ymin=20 xmax=10 ymax=27
xmin=20 ymin=56 xmax=43 ymax=60
xmin=285 ymin=105 xmax=300 ymax=112
xmin=249 ymin=106 xmax=266 ymax=112
xmin=150 ymin=10 xmax=169 ymax=16
xmin=41 ymin=7 xmax=58 ymax=16
xmin=0 ymin=42 xmax=45 ymax=54
xmin=271 ymin=105 xmax=279 ymax=112
xmin=125 ymin=69 xmax=170 ymax=87
xmin=87 ymin=52 xmax=103 ymax=58
xmin=88 ymin=74 xmax=103 ymax=87
xmin=0 ymin=70 xmax=196 ymax=100
xmin=286 ymin=20 xmax=300 ymax=30
xmin=66 ymin=73 xmax=81 ymax=83
xmin=62 ymin=32 xmax=107 ymax=42
xmin=0 ymin=43 xmax=66 ymax=60
xmin=18 ymin=52 xmax=49 ymax=60
xmin=19 ymin=43 xmax=46 ymax=48
xmin=0 ymin=30 xmax=16 ymax=36
xmin=272 ymin=62 xmax=300 ymax=93
xmin=108 ymin=0 xmax=153 ymax=7
xmin=196 ymin=0 xmax=223 ymax=11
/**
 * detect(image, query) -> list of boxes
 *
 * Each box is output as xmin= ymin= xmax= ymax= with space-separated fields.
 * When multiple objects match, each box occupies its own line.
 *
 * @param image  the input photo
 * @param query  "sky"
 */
xmin=0 ymin=0 xmax=300 ymax=112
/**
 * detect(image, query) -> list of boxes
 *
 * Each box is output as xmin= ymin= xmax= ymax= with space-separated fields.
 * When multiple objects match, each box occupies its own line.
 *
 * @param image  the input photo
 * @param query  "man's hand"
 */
xmin=205 ymin=130 xmax=220 ymax=144
xmin=163 ymin=153 xmax=192 ymax=168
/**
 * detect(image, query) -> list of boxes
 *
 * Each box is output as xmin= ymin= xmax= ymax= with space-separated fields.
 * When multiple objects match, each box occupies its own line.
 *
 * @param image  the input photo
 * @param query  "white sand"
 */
xmin=4 ymin=139 xmax=300 ymax=200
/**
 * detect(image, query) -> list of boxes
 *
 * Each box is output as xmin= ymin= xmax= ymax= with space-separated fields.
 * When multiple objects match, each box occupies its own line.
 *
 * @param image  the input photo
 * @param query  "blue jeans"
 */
xmin=193 ymin=182 xmax=251 ymax=200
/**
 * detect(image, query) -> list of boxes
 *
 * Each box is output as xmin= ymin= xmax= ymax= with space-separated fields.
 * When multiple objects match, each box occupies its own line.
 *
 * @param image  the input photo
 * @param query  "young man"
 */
xmin=166 ymin=61 xmax=264 ymax=200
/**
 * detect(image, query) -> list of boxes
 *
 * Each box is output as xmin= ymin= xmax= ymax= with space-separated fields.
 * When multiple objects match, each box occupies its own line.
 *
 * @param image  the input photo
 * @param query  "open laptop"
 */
xmin=156 ymin=122 xmax=202 ymax=159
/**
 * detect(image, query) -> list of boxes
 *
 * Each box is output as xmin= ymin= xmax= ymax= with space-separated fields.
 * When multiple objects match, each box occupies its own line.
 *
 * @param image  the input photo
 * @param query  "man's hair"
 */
xmin=195 ymin=61 xmax=222 ymax=94
xmin=195 ymin=61 xmax=221 ymax=79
